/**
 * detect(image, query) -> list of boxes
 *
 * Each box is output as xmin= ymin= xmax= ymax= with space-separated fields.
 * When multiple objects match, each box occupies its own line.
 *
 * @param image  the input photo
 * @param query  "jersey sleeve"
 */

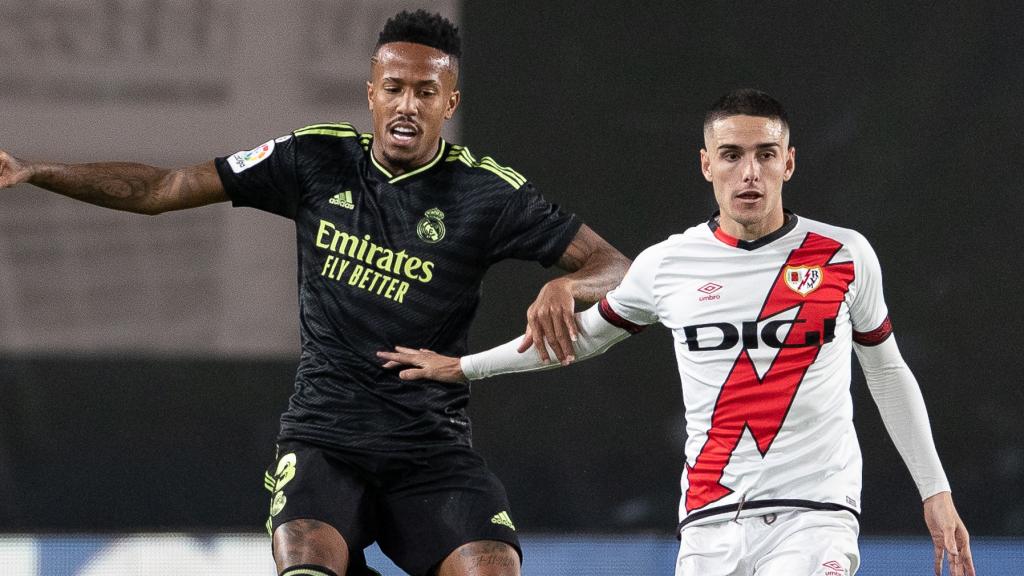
xmin=486 ymin=182 xmax=582 ymax=267
xmin=848 ymin=233 xmax=892 ymax=345
xmin=602 ymin=244 xmax=661 ymax=328
xmin=214 ymin=134 xmax=301 ymax=219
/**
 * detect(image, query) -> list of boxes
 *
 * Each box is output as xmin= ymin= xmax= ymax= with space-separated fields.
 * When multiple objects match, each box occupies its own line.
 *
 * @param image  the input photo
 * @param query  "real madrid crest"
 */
xmin=417 ymin=207 xmax=446 ymax=244
xmin=784 ymin=265 xmax=823 ymax=296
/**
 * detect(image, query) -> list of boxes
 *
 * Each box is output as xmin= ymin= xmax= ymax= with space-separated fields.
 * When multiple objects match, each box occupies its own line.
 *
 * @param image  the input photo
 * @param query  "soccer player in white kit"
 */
xmin=378 ymin=89 xmax=975 ymax=576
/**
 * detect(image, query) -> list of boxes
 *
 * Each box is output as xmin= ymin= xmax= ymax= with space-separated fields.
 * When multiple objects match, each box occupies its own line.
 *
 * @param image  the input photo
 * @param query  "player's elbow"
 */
xmin=139 ymin=171 xmax=186 ymax=215
xmin=135 ymin=202 xmax=168 ymax=216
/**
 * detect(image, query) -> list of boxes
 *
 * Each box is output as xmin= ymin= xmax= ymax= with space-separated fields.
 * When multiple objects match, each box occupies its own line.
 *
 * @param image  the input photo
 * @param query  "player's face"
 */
xmin=701 ymin=115 xmax=795 ymax=240
xmin=367 ymin=42 xmax=460 ymax=176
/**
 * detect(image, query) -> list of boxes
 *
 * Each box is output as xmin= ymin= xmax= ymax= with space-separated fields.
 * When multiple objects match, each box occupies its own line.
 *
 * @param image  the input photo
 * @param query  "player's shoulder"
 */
xmin=629 ymin=225 xmax=704 ymax=271
xmin=647 ymin=221 xmax=713 ymax=253
xmin=794 ymin=212 xmax=868 ymax=240
xmin=442 ymin=143 xmax=531 ymax=193
xmin=292 ymin=121 xmax=363 ymax=140
xmin=795 ymin=214 xmax=873 ymax=250
xmin=289 ymin=121 xmax=369 ymax=155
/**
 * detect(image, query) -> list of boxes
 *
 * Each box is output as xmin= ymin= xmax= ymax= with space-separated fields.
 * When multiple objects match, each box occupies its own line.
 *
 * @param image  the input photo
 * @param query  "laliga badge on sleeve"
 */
xmin=228 ymin=139 xmax=276 ymax=174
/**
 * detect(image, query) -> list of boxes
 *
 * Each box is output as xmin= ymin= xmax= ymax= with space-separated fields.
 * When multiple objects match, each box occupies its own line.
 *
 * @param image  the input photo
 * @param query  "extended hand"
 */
xmin=377 ymin=346 xmax=466 ymax=383
xmin=0 ymin=150 xmax=32 ymax=189
xmin=923 ymin=491 xmax=975 ymax=576
xmin=518 ymin=277 xmax=578 ymax=365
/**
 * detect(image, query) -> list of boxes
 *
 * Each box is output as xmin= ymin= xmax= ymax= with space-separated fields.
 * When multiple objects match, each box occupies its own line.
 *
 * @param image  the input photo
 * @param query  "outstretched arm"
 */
xmin=521 ymin=224 xmax=630 ymax=365
xmin=0 ymin=149 xmax=227 ymax=215
xmin=855 ymin=336 xmax=975 ymax=576
xmin=378 ymin=303 xmax=633 ymax=383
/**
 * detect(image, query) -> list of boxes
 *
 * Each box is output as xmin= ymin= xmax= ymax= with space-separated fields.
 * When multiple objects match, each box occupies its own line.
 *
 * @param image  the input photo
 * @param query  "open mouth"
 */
xmin=389 ymin=123 xmax=418 ymax=144
xmin=736 ymin=190 xmax=763 ymax=201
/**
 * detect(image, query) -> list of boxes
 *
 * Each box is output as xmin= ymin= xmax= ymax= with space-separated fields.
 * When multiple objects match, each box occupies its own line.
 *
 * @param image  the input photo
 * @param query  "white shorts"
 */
xmin=676 ymin=510 xmax=860 ymax=576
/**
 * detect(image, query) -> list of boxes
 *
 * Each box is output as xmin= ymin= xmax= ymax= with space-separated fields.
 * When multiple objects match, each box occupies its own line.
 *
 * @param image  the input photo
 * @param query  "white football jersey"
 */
xmin=603 ymin=213 xmax=892 ymax=529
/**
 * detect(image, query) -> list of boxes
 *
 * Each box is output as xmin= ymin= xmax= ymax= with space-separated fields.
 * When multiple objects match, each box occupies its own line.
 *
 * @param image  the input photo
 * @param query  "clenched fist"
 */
xmin=0 ymin=150 xmax=33 ymax=189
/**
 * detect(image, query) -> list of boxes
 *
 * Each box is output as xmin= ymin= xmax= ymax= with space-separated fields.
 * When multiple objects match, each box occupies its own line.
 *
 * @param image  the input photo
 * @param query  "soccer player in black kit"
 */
xmin=0 ymin=10 xmax=630 ymax=576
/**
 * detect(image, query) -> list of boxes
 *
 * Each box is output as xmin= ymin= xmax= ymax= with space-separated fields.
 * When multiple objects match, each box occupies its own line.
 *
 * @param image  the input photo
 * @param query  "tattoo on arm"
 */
xmin=28 ymin=160 xmax=226 ymax=214
xmin=556 ymin=224 xmax=631 ymax=304
xmin=457 ymin=540 xmax=519 ymax=570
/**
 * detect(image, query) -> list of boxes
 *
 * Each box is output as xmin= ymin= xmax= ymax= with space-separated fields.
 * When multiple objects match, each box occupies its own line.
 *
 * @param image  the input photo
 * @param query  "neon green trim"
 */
xmin=297 ymin=122 xmax=355 ymax=132
xmin=389 ymin=140 xmax=446 ymax=183
xmin=295 ymin=128 xmax=357 ymax=138
xmin=446 ymin=147 xmax=475 ymax=167
xmin=281 ymin=569 xmax=334 ymax=576
xmin=480 ymin=157 xmax=526 ymax=186
xmin=476 ymin=162 xmax=523 ymax=189
xmin=445 ymin=148 xmax=525 ymax=188
xmin=370 ymin=140 xmax=447 ymax=183
xmin=370 ymin=151 xmax=394 ymax=179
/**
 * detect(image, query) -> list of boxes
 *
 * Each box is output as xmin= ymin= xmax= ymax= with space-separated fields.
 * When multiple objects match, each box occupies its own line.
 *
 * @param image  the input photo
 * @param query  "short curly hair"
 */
xmin=376 ymin=9 xmax=461 ymax=59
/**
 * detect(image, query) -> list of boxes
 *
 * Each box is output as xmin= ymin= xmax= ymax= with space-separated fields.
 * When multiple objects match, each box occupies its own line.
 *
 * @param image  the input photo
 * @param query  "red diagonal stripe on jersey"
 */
xmin=684 ymin=233 xmax=855 ymax=512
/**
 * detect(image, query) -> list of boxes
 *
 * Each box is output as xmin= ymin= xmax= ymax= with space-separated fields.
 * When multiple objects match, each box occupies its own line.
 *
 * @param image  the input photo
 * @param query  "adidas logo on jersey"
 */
xmin=329 ymin=190 xmax=354 ymax=209
xmin=490 ymin=511 xmax=516 ymax=531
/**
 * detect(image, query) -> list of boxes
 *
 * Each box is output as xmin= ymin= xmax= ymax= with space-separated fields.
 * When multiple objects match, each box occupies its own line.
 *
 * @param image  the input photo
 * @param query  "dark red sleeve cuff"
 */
xmin=598 ymin=298 xmax=646 ymax=334
xmin=853 ymin=315 xmax=893 ymax=346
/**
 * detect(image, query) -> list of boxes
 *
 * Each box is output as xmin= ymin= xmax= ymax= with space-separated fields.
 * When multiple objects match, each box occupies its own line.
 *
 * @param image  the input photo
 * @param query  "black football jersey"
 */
xmin=215 ymin=123 xmax=581 ymax=450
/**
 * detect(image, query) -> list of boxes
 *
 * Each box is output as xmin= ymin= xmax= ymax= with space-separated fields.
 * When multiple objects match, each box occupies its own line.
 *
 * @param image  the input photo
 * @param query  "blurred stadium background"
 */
xmin=1 ymin=0 xmax=1021 ymax=574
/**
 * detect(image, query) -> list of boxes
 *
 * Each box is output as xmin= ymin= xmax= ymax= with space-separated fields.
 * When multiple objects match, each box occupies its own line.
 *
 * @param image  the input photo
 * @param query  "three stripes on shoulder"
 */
xmin=446 ymin=144 xmax=526 ymax=189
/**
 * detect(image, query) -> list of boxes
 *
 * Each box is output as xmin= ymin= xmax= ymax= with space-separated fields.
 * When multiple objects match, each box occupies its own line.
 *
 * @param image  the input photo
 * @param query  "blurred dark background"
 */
xmin=1 ymin=1 xmax=1022 ymax=538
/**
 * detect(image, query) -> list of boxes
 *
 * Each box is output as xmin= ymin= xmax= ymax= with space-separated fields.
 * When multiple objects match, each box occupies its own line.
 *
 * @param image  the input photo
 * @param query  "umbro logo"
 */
xmin=698 ymin=282 xmax=722 ymax=294
xmin=329 ymin=190 xmax=354 ymax=209
xmin=698 ymin=282 xmax=722 ymax=302
xmin=490 ymin=510 xmax=516 ymax=531
xmin=821 ymin=560 xmax=846 ymax=575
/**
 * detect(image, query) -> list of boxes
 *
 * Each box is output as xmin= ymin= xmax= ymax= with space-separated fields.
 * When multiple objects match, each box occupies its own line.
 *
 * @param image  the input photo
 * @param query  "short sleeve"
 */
xmin=215 ymin=134 xmax=300 ymax=219
xmin=486 ymin=182 xmax=582 ymax=267
xmin=848 ymin=233 xmax=892 ymax=344
xmin=603 ymin=244 xmax=661 ymax=327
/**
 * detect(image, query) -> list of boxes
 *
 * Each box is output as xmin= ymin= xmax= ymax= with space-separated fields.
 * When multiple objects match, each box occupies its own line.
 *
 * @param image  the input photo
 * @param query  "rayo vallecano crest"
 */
xmin=784 ymin=265 xmax=823 ymax=296
xmin=417 ymin=207 xmax=446 ymax=243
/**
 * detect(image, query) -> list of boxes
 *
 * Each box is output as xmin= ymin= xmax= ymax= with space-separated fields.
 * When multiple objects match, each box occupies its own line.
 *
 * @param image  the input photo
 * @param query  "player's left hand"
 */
xmin=923 ymin=491 xmax=975 ymax=576
xmin=377 ymin=346 xmax=466 ymax=383
xmin=0 ymin=149 xmax=33 ymax=189
xmin=518 ymin=276 xmax=578 ymax=365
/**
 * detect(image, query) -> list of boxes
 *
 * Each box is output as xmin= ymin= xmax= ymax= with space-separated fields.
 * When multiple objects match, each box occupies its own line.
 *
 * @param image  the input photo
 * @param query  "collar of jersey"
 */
xmin=369 ymin=139 xmax=447 ymax=184
xmin=707 ymin=210 xmax=799 ymax=250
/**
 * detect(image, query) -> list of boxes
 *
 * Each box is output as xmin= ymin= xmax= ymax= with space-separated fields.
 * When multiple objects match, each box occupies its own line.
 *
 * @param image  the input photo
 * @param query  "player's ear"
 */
xmin=444 ymin=90 xmax=461 ymax=120
xmin=366 ymin=81 xmax=375 ymax=111
xmin=700 ymin=148 xmax=713 ymax=182
xmin=783 ymin=146 xmax=795 ymax=181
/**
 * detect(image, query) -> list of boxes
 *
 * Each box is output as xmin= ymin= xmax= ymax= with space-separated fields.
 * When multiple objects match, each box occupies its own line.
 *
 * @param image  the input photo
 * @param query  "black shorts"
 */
xmin=262 ymin=439 xmax=522 ymax=576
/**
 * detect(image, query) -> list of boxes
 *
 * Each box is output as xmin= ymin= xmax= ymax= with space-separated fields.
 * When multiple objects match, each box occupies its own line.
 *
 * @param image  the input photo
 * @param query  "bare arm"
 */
xmin=0 ymin=149 xmax=228 ymax=215
xmin=521 ymin=224 xmax=630 ymax=364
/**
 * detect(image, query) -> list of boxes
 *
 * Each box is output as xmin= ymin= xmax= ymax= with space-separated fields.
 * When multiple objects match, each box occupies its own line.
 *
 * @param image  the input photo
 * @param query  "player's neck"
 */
xmin=371 ymin=140 xmax=442 ymax=177
xmin=718 ymin=210 xmax=788 ymax=242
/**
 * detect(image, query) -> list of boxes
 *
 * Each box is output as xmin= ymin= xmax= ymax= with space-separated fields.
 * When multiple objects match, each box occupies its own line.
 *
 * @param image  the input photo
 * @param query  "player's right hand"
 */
xmin=923 ymin=491 xmax=975 ymax=576
xmin=519 ymin=276 xmax=578 ymax=366
xmin=377 ymin=346 xmax=468 ymax=383
xmin=0 ymin=150 xmax=33 ymax=189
